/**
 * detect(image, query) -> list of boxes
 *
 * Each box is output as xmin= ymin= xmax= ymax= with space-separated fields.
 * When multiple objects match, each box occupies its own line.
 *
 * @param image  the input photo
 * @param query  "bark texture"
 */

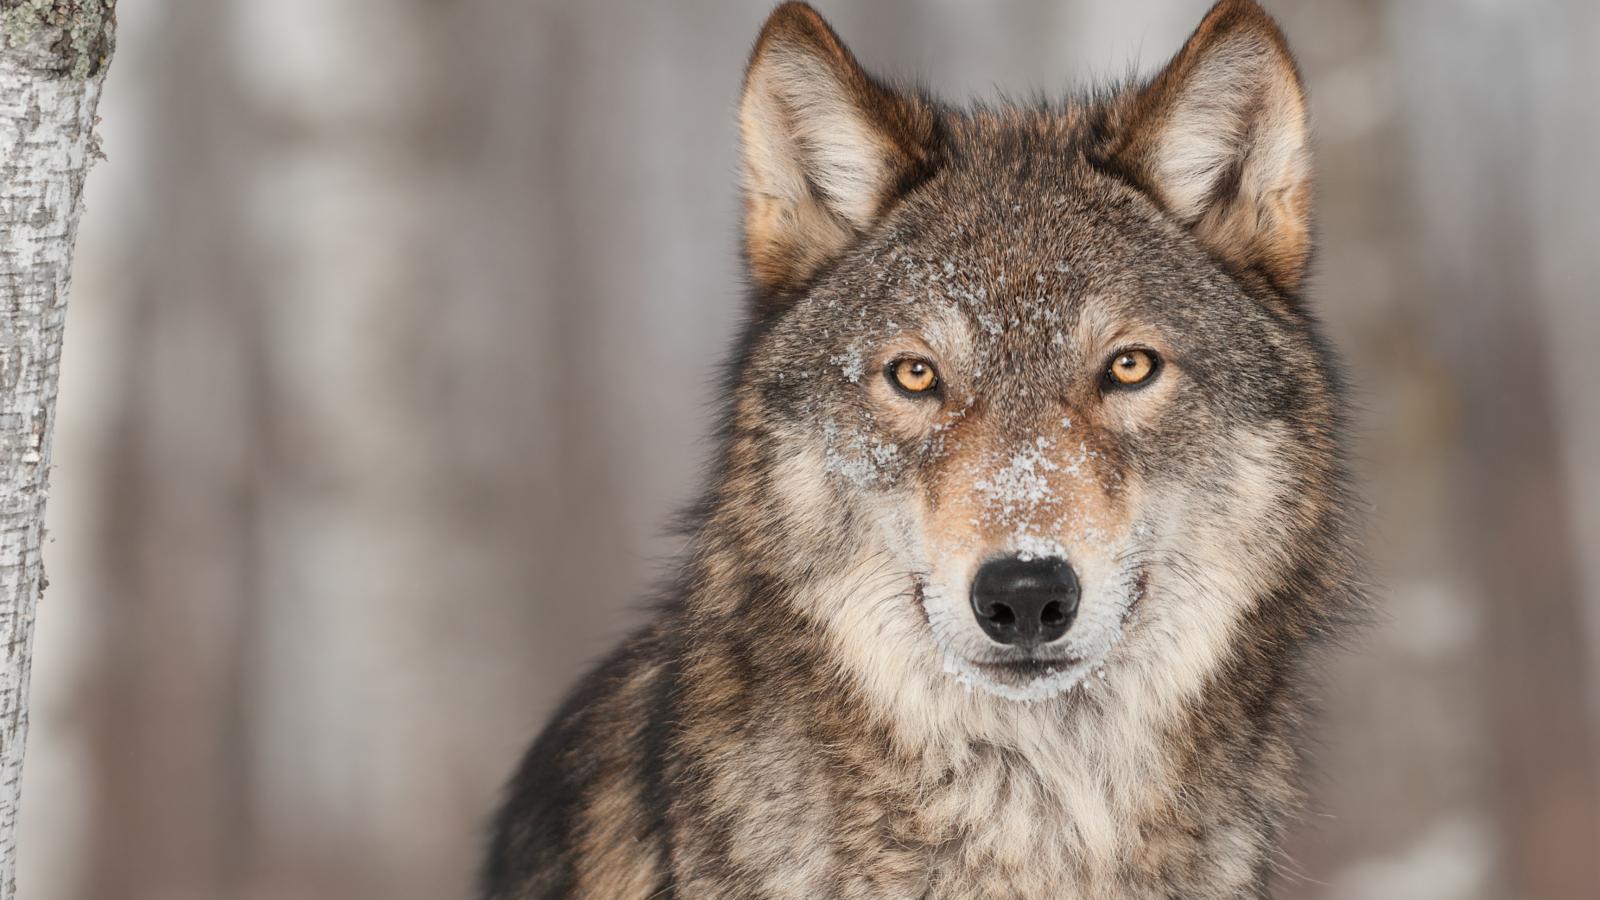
xmin=0 ymin=4 xmax=113 ymax=896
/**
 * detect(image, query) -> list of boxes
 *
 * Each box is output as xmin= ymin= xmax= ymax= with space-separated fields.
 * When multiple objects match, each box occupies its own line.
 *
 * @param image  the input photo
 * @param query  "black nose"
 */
xmin=970 ymin=556 xmax=1080 ymax=647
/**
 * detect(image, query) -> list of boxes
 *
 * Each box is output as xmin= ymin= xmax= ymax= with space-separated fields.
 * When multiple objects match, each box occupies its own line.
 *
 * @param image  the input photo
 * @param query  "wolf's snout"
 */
xmin=969 ymin=556 xmax=1080 ymax=647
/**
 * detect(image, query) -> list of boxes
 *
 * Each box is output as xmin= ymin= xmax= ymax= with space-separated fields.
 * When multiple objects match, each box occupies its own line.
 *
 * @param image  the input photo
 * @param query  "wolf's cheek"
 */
xmin=1117 ymin=424 xmax=1301 ymax=704
xmin=769 ymin=446 xmax=838 ymax=532
xmin=759 ymin=443 xmax=870 ymax=573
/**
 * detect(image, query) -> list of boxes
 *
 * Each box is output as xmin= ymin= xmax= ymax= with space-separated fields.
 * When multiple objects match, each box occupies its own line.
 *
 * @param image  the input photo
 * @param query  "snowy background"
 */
xmin=18 ymin=1 xmax=1600 ymax=898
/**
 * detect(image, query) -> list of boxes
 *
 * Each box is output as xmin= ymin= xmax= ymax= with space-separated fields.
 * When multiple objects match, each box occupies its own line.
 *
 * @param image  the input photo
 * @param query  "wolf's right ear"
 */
xmin=1107 ymin=0 xmax=1313 ymax=292
xmin=739 ymin=3 xmax=940 ymax=302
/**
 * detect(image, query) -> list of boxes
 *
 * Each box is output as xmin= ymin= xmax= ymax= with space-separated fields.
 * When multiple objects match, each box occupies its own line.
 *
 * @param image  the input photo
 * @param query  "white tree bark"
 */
xmin=0 ymin=3 xmax=113 ymax=896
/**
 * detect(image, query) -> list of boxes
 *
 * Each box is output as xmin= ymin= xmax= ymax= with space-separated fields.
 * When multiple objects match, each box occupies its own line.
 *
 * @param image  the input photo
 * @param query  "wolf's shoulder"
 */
xmin=479 ymin=622 xmax=679 ymax=899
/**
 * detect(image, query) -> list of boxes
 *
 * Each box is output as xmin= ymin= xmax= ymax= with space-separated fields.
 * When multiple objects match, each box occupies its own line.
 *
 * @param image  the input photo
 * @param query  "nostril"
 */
xmin=987 ymin=602 xmax=1016 ymax=626
xmin=1040 ymin=600 xmax=1066 ymax=627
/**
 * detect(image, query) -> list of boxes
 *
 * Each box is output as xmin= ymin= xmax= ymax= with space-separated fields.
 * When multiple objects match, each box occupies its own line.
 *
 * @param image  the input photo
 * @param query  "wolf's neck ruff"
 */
xmin=483 ymin=2 xmax=1362 ymax=897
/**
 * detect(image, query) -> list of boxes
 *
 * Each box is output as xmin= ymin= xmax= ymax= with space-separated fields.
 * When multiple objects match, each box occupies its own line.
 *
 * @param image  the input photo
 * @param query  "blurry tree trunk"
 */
xmin=0 ymin=4 xmax=113 ymax=896
xmin=1391 ymin=2 xmax=1600 ymax=896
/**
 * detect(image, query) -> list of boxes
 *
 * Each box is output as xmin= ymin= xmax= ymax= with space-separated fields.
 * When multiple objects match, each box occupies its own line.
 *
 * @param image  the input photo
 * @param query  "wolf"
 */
xmin=483 ymin=1 xmax=1362 ymax=896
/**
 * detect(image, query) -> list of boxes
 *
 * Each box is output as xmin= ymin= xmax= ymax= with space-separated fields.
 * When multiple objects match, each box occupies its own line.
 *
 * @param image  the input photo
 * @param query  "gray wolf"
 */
xmin=483 ymin=1 xmax=1362 ymax=896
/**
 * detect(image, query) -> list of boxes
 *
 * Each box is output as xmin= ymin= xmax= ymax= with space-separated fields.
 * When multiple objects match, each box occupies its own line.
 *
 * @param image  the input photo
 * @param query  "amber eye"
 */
xmin=1105 ymin=348 xmax=1161 ymax=388
xmin=888 ymin=357 xmax=939 ymax=396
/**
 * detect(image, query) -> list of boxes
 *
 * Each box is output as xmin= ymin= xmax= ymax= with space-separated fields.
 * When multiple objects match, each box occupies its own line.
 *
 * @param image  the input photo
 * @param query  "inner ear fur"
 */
xmin=739 ymin=2 xmax=941 ymax=301
xmin=1107 ymin=0 xmax=1314 ymax=291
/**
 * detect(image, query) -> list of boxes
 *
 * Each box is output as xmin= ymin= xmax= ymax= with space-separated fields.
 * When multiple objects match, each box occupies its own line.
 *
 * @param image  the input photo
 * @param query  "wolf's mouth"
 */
xmin=971 ymin=656 xmax=1081 ymax=681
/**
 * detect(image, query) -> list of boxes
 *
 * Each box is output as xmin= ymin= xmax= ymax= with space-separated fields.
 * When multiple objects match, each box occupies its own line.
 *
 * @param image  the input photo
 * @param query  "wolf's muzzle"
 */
xmin=969 ymin=556 xmax=1080 ymax=647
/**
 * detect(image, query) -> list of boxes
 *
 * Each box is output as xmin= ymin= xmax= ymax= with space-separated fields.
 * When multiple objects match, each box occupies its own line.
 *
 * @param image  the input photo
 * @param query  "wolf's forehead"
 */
xmin=813 ymin=152 xmax=1166 ymax=362
xmin=848 ymin=215 xmax=1140 ymax=336
xmin=886 ymin=165 xmax=1148 ymax=290
xmin=840 ymin=239 xmax=1083 ymax=343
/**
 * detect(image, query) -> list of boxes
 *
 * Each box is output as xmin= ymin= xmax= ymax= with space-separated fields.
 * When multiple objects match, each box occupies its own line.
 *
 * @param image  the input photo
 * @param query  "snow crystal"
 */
xmin=829 ymin=346 xmax=866 ymax=383
xmin=822 ymin=420 xmax=899 ymax=488
xmin=1011 ymin=533 xmax=1068 ymax=563
xmin=973 ymin=436 xmax=1060 ymax=520
xmin=945 ymin=283 xmax=987 ymax=307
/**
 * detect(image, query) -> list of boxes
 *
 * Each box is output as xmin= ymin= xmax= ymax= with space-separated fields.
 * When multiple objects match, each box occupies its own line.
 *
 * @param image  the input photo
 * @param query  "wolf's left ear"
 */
xmin=740 ymin=3 xmax=941 ymax=301
xmin=1108 ymin=0 xmax=1313 ymax=291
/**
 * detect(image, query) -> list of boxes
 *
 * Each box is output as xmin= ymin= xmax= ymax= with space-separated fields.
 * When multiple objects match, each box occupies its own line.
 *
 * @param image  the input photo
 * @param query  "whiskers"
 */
xmin=828 ymin=548 xmax=930 ymax=637
xmin=1113 ymin=543 xmax=1214 ymax=609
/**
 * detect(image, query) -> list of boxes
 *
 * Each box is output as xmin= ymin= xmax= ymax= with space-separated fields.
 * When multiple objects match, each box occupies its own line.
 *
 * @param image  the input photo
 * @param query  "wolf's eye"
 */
xmin=1105 ymin=348 xmax=1160 ymax=388
xmin=888 ymin=357 xmax=939 ymax=396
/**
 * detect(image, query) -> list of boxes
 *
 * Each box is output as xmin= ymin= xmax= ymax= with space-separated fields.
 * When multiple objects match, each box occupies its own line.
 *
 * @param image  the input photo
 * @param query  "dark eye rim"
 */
xmin=1101 ymin=347 xmax=1163 ymax=391
xmin=885 ymin=355 xmax=942 ymax=398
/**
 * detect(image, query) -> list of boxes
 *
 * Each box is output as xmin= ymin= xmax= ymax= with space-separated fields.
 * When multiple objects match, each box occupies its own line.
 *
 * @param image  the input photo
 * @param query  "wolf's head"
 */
xmin=707 ymin=0 xmax=1350 ymax=712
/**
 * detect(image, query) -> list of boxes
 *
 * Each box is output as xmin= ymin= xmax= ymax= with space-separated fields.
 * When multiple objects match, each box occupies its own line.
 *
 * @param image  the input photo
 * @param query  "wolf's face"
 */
xmin=729 ymin=2 xmax=1337 ymax=705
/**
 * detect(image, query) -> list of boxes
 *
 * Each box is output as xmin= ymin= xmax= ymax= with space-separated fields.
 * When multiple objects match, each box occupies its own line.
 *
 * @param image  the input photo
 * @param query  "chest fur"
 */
xmin=693 ymin=734 xmax=1265 ymax=899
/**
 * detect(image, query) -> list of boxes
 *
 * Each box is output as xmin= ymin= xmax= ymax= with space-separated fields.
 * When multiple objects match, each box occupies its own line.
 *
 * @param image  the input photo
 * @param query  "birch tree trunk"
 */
xmin=0 ymin=3 xmax=113 ymax=896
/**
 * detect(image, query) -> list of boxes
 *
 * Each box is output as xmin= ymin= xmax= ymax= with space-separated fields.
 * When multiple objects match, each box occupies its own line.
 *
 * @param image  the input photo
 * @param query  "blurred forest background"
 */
xmin=16 ymin=0 xmax=1600 ymax=898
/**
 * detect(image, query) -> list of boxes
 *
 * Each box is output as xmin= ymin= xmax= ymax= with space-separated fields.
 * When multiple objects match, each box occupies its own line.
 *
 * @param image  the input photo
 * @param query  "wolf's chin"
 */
xmin=940 ymin=651 xmax=1098 ymax=703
